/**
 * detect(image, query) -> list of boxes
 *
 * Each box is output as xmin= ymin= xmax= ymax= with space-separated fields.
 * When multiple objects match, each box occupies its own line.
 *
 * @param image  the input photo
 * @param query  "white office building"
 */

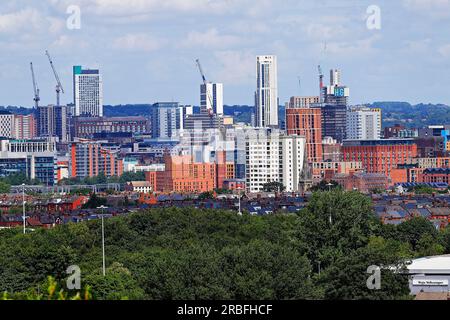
xmin=0 ymin=112 xmax=15 ymax=138
xmin=255 ymin=55 xmax=278 ymax=128
xmin=245 ymin=129 xmax=306 ymax=193
xmin=73 ymin=66 xmax=103 ymax=117
xmin=346 ymin=107 xmax=382 ymax=140
xmin=201 ymin=83 xmax=223 ymax=116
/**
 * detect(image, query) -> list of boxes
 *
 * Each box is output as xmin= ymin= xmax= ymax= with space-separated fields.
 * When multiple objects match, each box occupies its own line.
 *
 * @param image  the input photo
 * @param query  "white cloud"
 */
xmin=181 ymin=28 xmax=242 ymax=49
xmin=403 ymin=0 xmax=450 ymax=18
xmin=0 ymin=7 xmax=42 ymax=34
xmin=112 ymin=33 xmax=166 ymax=52
xmin=438 ymin=44 xmax=450 ymax=57
xmin=321 ymin=35 xmax=381 ymax=58
xmin=214 ymin=50 xmax=255 ymax=85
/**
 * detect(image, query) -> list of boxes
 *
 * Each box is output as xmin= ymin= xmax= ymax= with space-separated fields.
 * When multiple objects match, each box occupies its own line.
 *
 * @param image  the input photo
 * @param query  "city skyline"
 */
xmin=1 ymin=0 xmax=450 ymax=107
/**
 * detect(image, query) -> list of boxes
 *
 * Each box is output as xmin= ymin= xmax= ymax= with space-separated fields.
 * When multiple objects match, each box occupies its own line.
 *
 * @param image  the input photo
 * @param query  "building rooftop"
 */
xmin=407 ymin=255 xmax=450 ymax=274
xmin=342 ymin=139 xmax=416 ymax=147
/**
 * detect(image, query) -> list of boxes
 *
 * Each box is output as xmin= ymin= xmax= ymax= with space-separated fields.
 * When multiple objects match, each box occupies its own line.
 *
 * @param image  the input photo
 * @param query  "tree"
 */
xmin=297 ymin=190 xmax=380 ymax=269
xmin=310 ymin=180 xmax=341 ymax=192
xmin=319 ymin=244 xmax=410 ymax=300
xmin=82 ymin=193 xmax=107 ymax=209
xmin=262 ymin=181 xmax=285 ymax=193
xmin=198 ymin=191 xmax=214 ymax=200
xmin=83 ymin=263 xmax=144 ymax=300
xmin=0 ymin=181 xmax=11 ymax=194
xmin=396 ymin=217 xmax=438 ymax=251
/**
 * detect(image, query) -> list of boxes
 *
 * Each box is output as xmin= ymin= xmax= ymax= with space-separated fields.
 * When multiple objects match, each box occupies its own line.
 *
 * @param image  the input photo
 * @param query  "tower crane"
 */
xmin=318 ymin=65 xmax=324 ymax=104
xmin=195 ymin=59 xmax=214 ymax=116
xmin=30 ymin=62 xmax=40 ymax=109
xmin=45 ymin=50 xmax=64 ymax=107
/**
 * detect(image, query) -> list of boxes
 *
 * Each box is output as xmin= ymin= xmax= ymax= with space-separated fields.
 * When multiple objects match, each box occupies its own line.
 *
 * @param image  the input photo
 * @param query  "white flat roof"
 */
xmin=407 ymin=255 xmax=450 ymax=274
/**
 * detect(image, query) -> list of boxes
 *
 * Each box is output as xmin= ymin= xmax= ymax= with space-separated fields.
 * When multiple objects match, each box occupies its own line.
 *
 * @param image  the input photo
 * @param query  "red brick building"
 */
xmin=342 ymin=139 xmax=417 ymax=180
xmin=286 ymin=107 xmax=322 ymax=162
xmin=334 ymin=172 xmax=389 ymax=193
xmin=70 ymin=139 xmax=123 ymax=179
xmin=417 ymin=168 xmax=450 ymax=184
xmin=147 ymin=152 xmax=235 ymax=194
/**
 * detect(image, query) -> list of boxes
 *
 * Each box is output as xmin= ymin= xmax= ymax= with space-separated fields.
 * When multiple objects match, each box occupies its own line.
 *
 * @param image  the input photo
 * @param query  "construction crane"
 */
xmin=30 ymin=62 xmax=40 ymax=109
xmin=297 ymin=76 xmax=301 ymax=96
xmin=318 ymin=65 xmax=324 ymax=104
xmin=195 ymin=59 xmax=214 ymax=116
xmin=45 ymin=50 xmax=64 ymax=107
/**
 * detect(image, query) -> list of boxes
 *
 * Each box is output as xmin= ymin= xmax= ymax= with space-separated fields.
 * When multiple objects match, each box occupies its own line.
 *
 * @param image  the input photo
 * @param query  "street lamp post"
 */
xmin=237 ymin=187 xmax=242 ymax=216
xmin=97 ymin=205 xmax=108 ymax=276
xmin=22 ymin=183 xmax=26 ymax=234
xmin=326 ymin=183 xmax=333 ymax=225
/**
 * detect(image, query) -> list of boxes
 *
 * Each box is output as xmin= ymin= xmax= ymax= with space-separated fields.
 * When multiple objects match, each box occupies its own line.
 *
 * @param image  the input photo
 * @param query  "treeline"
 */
xmin=57 ymin=171 xmax=145 ymax=186
xmin=1 ymin=190 xmax=449 ymax=300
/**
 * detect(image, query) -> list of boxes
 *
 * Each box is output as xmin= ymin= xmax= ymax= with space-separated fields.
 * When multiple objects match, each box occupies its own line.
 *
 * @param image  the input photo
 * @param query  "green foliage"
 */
xmin=310 ymin=180 xmax=341 ymax=192
xmin=198 ymin=191 xmax=215 ymax=200
xmin=0 ymin=173 xmax=40 ymax=186
xmin=2 ymin=192 xmax=447 ymax=300
xmin=82 ymin=193 xmax=107 ymax=209
xmin=411 ymin=185 xmax=434 ymax=195
xmin=0 ymin=181 xmax=11 ymax=194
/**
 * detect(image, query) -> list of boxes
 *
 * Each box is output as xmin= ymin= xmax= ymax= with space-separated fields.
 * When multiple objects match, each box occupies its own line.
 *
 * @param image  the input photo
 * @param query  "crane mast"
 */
xmin=195 ymin=59 xmax=214 ymax=116
xmin=45 ymin=50 xmax=64 ymax=107
xmin=30 ymin=62 xmax=40 ymax=109
xmin=318 ymin=65 xmax=324 ymax=104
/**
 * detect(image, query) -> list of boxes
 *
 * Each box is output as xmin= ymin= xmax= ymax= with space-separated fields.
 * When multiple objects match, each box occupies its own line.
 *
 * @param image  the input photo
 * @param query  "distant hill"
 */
xmin=370 ymin=102 xmax=450 ymax=128
xmin=0 ymin=106 xmax=34 ymax=115
xmin=5 ymin=102 xmax=444 ymax=129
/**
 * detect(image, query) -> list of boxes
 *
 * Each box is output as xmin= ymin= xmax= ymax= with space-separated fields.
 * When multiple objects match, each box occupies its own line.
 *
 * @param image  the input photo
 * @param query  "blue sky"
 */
xmin=1 ymin=0 xmax=450 ymax=107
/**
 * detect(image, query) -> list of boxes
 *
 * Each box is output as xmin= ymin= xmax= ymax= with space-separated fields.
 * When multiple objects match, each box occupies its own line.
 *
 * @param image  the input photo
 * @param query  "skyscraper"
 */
xmin=201 ymin=83 xmax=223 ymax=116
xmin=37 ymin=105 xmax=67 ymax=142
xmin=346 ymin=106 xmax=382 ymax=140
xmin=151 ymin=102 xmax=182 ymax=140
xmin=286 ymin=106 xmax=323 ymax=163
xmin=73 ymin=66 xmax=103 ymax=117
xmin=255 ymin=55 xmax=278 ymax=128
xmin=321 ymin=68 xmax=349 ymax=142
xmin=321 ymin=104 xmax=347 ymax=143
xmin=330 ymin=69 xmax=341 ymax=87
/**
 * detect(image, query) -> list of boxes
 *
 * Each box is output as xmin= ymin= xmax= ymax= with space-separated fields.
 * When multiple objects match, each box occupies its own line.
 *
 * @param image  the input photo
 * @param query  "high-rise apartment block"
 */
xmin=201 ymin=83 xmax=223 ymax=115
xmin=321 ymin=104 xmax=347 ymax=142
xmin=0 ymin=112 xmax=37 ymax=140
xmin=37 ymin=105 xmax=67 ymax=142
xmin=346 ymin=106 xmax=382 ymax=140
xmin=245 ymin=129 xmax=306 ymax=193
xmin=151 ymin=102 xmax=182 ymax=140
xmin=0 ymin=111 xmax=15 ymax=138
xmin=73 ymin=66 xmax=103 ymax=117
xmin=69 ymin=139 xmax=123 ymax=179
xmin=285 ymin=106 xmax=323 ymax=162
xmin=14 ymin=114 xmax=36 ymax=140
xmin=255 ymin=55 xmax=278 ymax=127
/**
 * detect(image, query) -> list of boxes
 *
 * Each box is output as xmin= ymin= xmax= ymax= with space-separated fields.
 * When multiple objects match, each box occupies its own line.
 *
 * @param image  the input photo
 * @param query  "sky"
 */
xmin=1 ymin=0 xmax=450 ymax=108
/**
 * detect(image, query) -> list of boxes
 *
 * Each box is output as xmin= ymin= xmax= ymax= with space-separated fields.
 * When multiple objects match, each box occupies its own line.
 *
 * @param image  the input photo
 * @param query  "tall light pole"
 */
xmin=237 ymin=187 xmax=243 ymax=216
xmin=22 ymin=183 xmax=26 ymax=234
xmin=326 ymin=182 xmax=333 ymax=225
xmin=97 ymin=205 xmax=108 ymax=276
